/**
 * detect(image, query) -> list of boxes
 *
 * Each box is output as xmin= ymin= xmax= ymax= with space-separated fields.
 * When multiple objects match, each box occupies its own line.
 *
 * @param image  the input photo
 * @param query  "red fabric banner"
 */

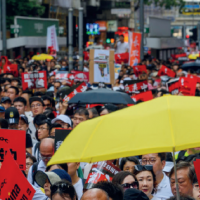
xmin=0 ymin=129 xmax=26 ymax=170
xmin=71 ymin=71 xmax=89 ymax=82
xmin=124 ymin=80 xmax=148 ymax=94
xmin=133 ymin=65 xmax=147 ymax=77
xmin=115 ymin=52 xmax=129 ymax=64
xmin=0 ymin=151 xmax=35 ymax=200
xmin=21 ymin=71 xmax=47 ymax=90
xmin=157 ymin=65 xmax=176 ymax=78
xmin=131 ymin=91 xmax=153 ymax=102
xmin=129 ymin=32 xmax=141 ymax=66
xmin=179 ymin=77 xmax=197 ymax=96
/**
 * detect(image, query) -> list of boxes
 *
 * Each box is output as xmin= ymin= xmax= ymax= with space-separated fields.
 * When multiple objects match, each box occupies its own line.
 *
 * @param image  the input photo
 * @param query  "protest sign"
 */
xmin=179 ymin=77 xmax=197 ymax=96
xmin=131 ymin=91 xmax=153 ymax=102
xmin=21 ymin=71 xmax=47 ymax=90
xmin=4 ymin=64 xmax=18 ymax=77
xmin=0 ymin=129 xmax=26 ymax=170
xmin=115 ymin=52 xmax=129 ymax=64
xmin=124 ymin=80 xmax=148 ymax=94
xmin=157 ymin=65 xmax=176 ymax=78
xmin=129 ymin=32 xmax=141 ymax=66
xmin=55 ymin=129 xmax=71 ymax=151
xmin=71 ymin=71 xmax=89 ymax=82
xmin=89 ymin=49 xmax=115 ymax=84
xmin=0 ymin=151 xmax=35 ymax=200
xmin=63 ymin=82 xmax=87 ymax=102
xmin=47 ymin=25 xmax=59 ymax=52
xmin=166 ymin=78 xmax=180 ymax=95
xmin=133 ymin=65 xmax=147 ymax=77
xmin=84 ymin=161 xmax=121 ymax=190
xmin=55 ymin=72 xmax=75 ymax=86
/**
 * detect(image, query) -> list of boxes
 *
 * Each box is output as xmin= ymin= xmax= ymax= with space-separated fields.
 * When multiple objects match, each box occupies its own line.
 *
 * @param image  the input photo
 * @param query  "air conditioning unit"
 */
xmin=89 ymin=0 xmax=100 ymax=7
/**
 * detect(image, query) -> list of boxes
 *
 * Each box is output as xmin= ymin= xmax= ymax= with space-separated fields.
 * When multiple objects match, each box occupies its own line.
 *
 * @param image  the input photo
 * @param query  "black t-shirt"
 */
xmin=26 ymin=133 xmax=33 ymax=148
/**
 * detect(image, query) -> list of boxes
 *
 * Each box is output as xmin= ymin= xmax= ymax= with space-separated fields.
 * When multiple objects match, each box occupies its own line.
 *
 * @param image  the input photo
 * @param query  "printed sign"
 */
xmin=129 ymin=32 xmax=141 ymax=66
xmin=0 ymin=151 xmax=35 ymax=200
xmin=157 ymin=65 xmax=176 ymax=78
xmin=179 ymin=77 xmax=197 ymax=96
xmin=71 ymin=71 xmax=89 ymax=82
xmin=115 ymin=52 xmax=129 ymax=64
xmin=84 ymin=161 xmax=121 ymax=190
xmin=89 ymin=49 xmax=115 ymax=84
xmin=21 ymin=71 xmax=47 ymax=91
xmin=63 ymin=82 xmax=87 ymax=102
xmin=55 ymin=129 xmax=71 ymax=151
xmin=4 ymin=64 xmax=19 ymax=77
xmin=124 ymin=80 xmax=148 ymax=94
xmin=166 ymin=78 xmax=180 ymax=95
xmin=131 ymin=91 xmax=153 ymax=102
xmin=0 ymin=129 xmax=26 ymax=170
xmin=133 ymin=65 xmax=147 ymax=77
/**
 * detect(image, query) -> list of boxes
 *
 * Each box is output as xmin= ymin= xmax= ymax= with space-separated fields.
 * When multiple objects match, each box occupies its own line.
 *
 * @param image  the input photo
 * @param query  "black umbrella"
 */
xmin=181 ymin=61 xmax=200 ymax=71
xmin=68 ymin=88 xmax=134 ymax=104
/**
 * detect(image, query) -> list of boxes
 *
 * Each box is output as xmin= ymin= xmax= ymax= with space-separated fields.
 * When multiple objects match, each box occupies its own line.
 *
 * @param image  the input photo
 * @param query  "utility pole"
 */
xmin=2 ymin=0 xmax=6 ymax=56
xmin=140 ymin=0 xmax=144 ymax=60
xmin=68 ymin=8 xmax=73 ymax=72
xmin=78 ymin=7 xmax=83 ymax=71
xmin=129 ymin=0 xmax=135 ymax=31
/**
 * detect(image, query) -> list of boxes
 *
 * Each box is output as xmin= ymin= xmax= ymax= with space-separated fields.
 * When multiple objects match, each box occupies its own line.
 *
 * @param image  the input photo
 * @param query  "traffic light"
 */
xmin=186 ymin=35 xmax=190 ymax=39
xmin=110 ymin=38 xmax=115 ymax=43
xmin=106 ymin=38 xmax=111 ymax=43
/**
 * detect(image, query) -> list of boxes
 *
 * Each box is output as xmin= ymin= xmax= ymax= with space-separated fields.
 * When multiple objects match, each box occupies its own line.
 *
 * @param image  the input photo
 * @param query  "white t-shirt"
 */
xmin=116 ymin=42 xmax=129 ymax=54
xmin=74 ymin=178 xmax=83 ymax=200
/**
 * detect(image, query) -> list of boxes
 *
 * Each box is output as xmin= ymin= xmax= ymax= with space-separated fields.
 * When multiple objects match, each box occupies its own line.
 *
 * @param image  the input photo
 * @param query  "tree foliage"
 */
xmin=6 ymin=0 xmax=45 ymax=28
xmin=143 ymin=0 xmax=185 ymax=9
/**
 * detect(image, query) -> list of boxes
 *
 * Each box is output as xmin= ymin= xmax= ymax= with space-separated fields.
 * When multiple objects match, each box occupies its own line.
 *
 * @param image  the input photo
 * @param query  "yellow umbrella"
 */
xmin=32 ymin=54 xmax=54 ymax=61
xmin=48 ymin=95 xmax=200 ymax=165
xmin=188 ymin=53 xmax=199 ymax=60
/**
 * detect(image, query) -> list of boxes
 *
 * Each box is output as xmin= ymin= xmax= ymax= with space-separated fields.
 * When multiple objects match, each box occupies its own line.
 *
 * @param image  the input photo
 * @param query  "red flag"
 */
xmin=179 ymin=77 xmax=197 ymax=96
xmin=63 ymin=82 xmax=87 ymax=102
xmin=0 ymin=150 xmax=35 ymax=200
xmin=4 ymin=64 xmax=19 ymax=77
xmin=133 ymin=65 xmax=147 ymax=77
xmin=166 ymin=78 xmax=180 ymax=95
xmin=115 ymin=52 xmax=129 ymax=64
xmin=131 ymin=91 xmax=153 ymax=102
xmin=157 ymin=65 xmax=176 ymax=78
xmin=194 ymin=159 xmax=200 ymax=186
xmin=124 ymin=80 xmax=148 ymax=94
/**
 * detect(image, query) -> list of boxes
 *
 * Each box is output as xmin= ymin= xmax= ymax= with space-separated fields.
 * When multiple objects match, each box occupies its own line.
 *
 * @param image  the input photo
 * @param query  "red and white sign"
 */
xmin=115 ymin=52 xmax=129 ymax=64
xmin=124 ymin=80 xmax=148 ymax=94
xmin=21 ymin=71 xmax=47 ymax=90
xmin=4 ymin=64 xmax=19 ymax=77
xmin=71 ymin=71 xmax=89 ymax=82
xmin=129 ymin=32 xmax=141 ymax=66
xmin=157 ymin=65 xmax=176 ymax=78
xmin=131 ymin=91 xmax=153 ymax=102
xmin=63 ymin=82 xmax=87 ymax=102
xmin=47 ymin=25 xmax=59 ymax=52
xmin=179 ymin=77 xmax=197 ymax=96
xmin=0 ymin=129 xmax=26 ymax=170
xmin=133 ymin=65 xmax=147 ymax=77
xmin=0 ymin=151 xmax=35 ymax=200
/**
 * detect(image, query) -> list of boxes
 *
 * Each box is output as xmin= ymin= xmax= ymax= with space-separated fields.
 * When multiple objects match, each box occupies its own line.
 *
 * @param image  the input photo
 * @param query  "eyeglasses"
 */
xmin=121 ymin=182 xmax=139 ymax=190
xmin=135 ymin=165 xmax=153 ymax=171
xmin=44 ymin=104 xmax=51 ymax=107
xmin=37 ymin=127 xmax=48 ymax=131
xmin=26 ymin=162 xmax=33 ymax=167
xmin=51 ymin=183 xmax=74 ymax=195
xmin=41 ymin=155 xmax=52 ymax=160
xmin=31 ymin=104 xmax=42 ymax=108
xmin=141 ymin=158 xmax=156 ymax=165
xmin=193 ymin=184 xmax=199 ymax=191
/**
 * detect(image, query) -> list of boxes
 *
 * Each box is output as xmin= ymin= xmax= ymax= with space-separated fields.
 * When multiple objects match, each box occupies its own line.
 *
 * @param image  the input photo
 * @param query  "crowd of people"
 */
xmin=0 ymin=44 xmax=200 ymax=200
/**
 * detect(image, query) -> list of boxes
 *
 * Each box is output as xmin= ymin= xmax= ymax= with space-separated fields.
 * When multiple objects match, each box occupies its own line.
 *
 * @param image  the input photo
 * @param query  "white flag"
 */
xmin=46 ymin=25 xmax=59 ymax=51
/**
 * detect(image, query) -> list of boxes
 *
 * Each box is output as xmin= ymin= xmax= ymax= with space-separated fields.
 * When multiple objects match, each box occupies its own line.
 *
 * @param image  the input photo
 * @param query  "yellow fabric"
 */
xmin=48 ymin=95 xmax=200 ymax=165
xmin=32 ymin=54 xmax=53 ymax=61
xmin=188 ymin=54 xmax=199 ymax=60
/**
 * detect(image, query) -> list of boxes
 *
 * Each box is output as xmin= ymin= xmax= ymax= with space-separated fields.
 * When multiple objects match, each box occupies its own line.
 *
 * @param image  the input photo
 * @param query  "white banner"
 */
xmin=46 ymin=25 xmax=59 ymax=52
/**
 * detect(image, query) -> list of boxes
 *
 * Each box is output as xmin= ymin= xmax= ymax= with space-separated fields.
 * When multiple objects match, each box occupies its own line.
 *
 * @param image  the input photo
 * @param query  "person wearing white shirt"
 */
xmin=141 ymin=153 xmax=173 ymax=200
xmin=114 ymin=35 xmax=129 ymax=54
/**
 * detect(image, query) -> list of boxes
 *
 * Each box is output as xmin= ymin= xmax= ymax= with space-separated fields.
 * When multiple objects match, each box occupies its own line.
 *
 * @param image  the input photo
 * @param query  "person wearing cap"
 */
xmin=5 ymin=107 xmax=19 ymax=129
xmin=163 ymin=153 xmax=174 ymax=177
xmin=18 ymin=114 xmax=33 ymax=154
xmin=51 ymin=114 xmax=72 ymax=129
xmin=123 ymin=188 xmax=149 ymax=200
xmin=1 ymin=96 xmax=12 ymax=110
xmin=7 ymin=86 xmax=19 ymax=103
xmin=0 ymin=106 xmax=5 ymax=118
xmin=34 ymin=169 xmax=72 ymax=199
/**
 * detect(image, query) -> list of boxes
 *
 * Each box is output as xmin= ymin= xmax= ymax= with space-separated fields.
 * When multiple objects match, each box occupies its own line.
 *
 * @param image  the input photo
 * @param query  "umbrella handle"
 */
xmin=173 ymin=147 xmax=180 ymax=200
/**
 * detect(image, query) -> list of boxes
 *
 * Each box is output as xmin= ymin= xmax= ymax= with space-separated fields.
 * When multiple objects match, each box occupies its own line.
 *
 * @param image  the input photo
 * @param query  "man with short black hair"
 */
xmin=73 ymin=108 xmax=89 ymax=128
xmin=169 ymin=162 xmax=195 ymax=197
xmin=13 ymin=96 xmax=27 ymax=115
xmin=81 ymin=188 xmax=109 ymax=200
xmin=30 ymin=97 xmax=45 ymax=117
xmin=114 ymin=34 xmax=129 ymax=54
xmin=87 ymin=107 xmax=99 ymax=119
xmin=141 ymin=153 xmax=173 ymax=199
xmin=7 ymin=86 xmax=19 ymax=103
xmin=42 ymin=95 xmax=52 ymax=109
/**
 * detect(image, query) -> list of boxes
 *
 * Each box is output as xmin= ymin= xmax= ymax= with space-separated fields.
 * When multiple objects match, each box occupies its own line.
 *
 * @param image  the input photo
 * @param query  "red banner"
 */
xmin=63 ymin=82 xmax=87 ymax=102
xmin=131 ymin=91 xmax=153 ymax=102
xmin=124 ymin=80 xmax=148 ymax=94
xmin=0 ymin=129 xmax=26 ymax=170
xmin=0 ymin=151 xmax=35 ymax=200
xmin=115 ymin=52 xmax=129 ymax=64
xmin=21 ymin=71 xmax=47 ymax=90
xmin=133 ymin=65 xmax=147 ymax=77
xmin=157 ymin=65 xmax=176 ymax=78
xmin=129 ymin=32 xmax=141 ymax=66
xmin=166 ymin=78 xmax=180 ymax=95
xmin=84 ymin=161 xmax=120 ymax=190
xmin=179 ymin=77 xmax=197 ymax=96
xmin=194 ymin=159 xmax=200 ymax=187
xmin=71 ymin=71 xmax=89 ymax=82
xmin=4 ymin=64 xmax=19 ymax=77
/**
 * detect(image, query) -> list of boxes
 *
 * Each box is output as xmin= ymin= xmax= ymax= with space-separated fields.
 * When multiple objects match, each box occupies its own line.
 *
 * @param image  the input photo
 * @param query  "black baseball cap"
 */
xmin=5 ymin=107 xmax=19 ymax=124
xmin=1 ymin=97 xmax=12 ymax=104
xmin=123 ymin=189 xmax=149 ymax=200
xmin=19 ymin=114 xmax=29 ymax=124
